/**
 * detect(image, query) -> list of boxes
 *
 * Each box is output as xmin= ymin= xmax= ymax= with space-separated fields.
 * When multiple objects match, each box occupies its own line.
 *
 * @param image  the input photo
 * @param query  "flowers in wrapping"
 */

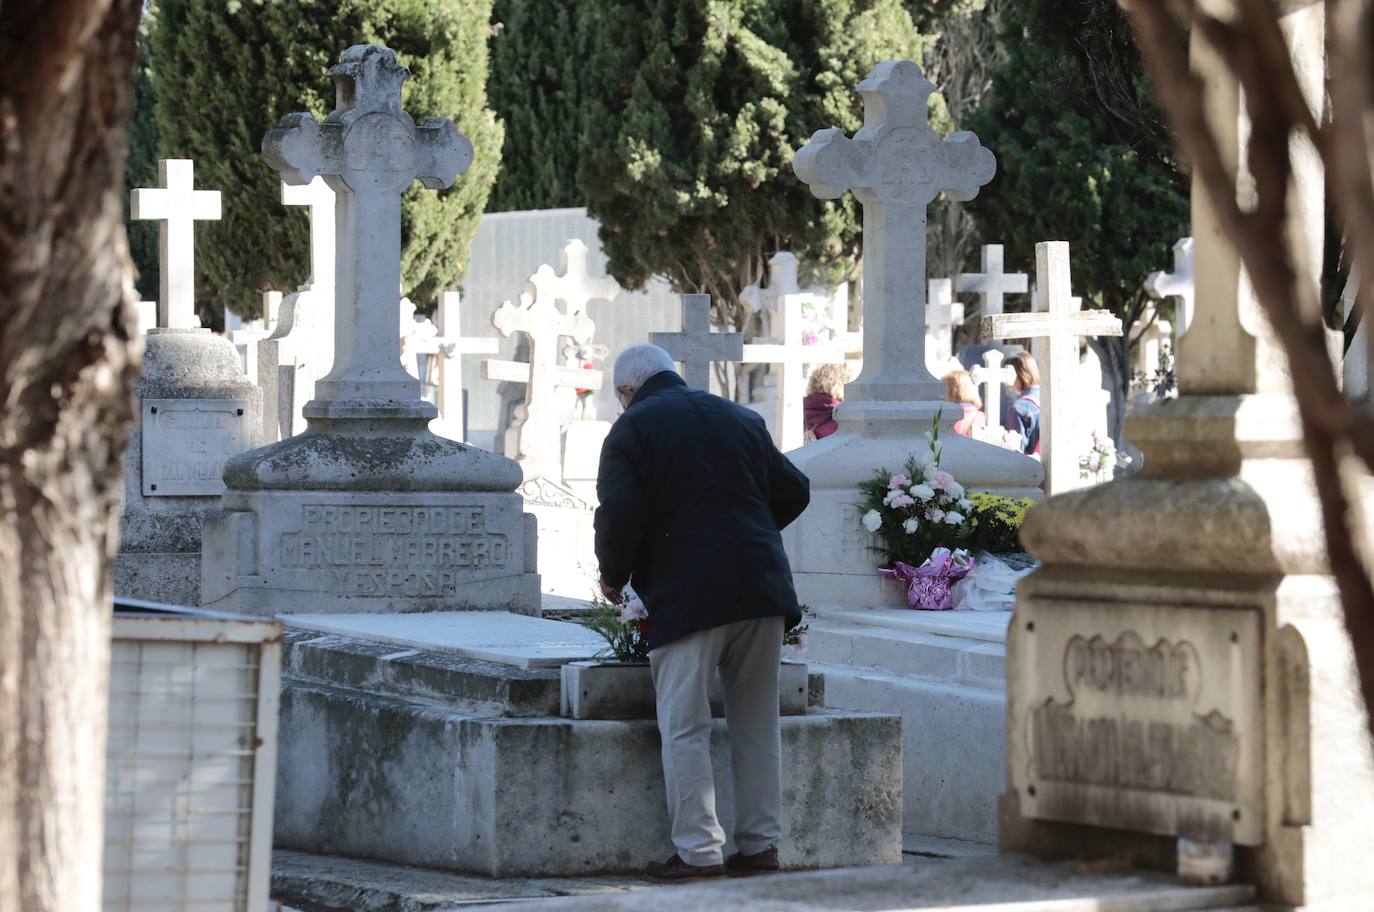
xmin=879 ymin=548 xmax=973 ymax=611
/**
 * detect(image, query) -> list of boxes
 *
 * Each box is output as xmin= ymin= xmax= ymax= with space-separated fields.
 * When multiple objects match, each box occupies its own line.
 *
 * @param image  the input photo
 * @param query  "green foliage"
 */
xmin=146 ymin=0 xmax=502 ymax=320
xmin=965 ymin=491 xmax=1032 ymax=553
xmin=964 ymin=0 xmax=1188 ymax=314
xmin=125 ymin=23 xmax=161 ymax=305
xmin=583 ymin=601 xmax=650 ymax=663
xmin=576 ymin=0 xmax=933 ymax=323
xmin=487 ymin=0 xmax=584 ymax=211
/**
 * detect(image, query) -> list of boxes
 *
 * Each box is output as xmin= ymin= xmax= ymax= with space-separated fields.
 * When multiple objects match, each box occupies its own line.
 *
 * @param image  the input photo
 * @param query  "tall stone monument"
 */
xmin=116 ymin=159 xmax=263 ymax=606
xmin=1002 ymin=8 xmax=1374 ymax=909
xmin=783 ymin=60 xmax=1042 ymax=608
xmin=202 ymin=45 xmax=539 ymax=615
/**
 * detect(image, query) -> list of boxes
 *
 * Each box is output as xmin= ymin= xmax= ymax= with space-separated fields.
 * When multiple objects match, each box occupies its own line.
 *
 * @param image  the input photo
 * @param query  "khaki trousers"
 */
xmin=648 ymin=616 xmax=784 ymax=866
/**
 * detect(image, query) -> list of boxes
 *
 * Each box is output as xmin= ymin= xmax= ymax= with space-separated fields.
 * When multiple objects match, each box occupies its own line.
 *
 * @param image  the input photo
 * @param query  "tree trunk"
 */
xmin=0 ymin=4 xmax=143 ymax=911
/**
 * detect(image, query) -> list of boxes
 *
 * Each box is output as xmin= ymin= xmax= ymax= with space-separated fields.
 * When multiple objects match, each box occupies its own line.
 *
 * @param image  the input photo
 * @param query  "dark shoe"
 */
xmin=726 ymin=845 xmax=780 ymax=877
xmin=645 ymin=853 xmax=726 ymax=884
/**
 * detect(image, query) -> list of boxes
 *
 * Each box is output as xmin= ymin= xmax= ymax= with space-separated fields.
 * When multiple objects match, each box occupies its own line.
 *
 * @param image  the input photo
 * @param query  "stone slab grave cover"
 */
xmin=259 ymin=177 xmax=336 ymax=444
xmin=783 ymin=60 xmax=1043 ymax=610
xmin=979 ymin=242 xmax=1122 ymax=495
xmin=651 ymin=292 xmax=743 ymax=392
xmin=202 ymin=45 xmax=539 ymax=616
xmin=117 ymin=159 xmax=263 ymax=607
xmin=1002 ymin=9 xmax=1374 ymax=910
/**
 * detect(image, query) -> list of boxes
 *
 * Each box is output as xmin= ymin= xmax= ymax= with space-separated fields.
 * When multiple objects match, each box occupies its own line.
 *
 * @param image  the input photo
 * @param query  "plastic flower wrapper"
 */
xmin=879 ymin=548 xmax=974 ymax=611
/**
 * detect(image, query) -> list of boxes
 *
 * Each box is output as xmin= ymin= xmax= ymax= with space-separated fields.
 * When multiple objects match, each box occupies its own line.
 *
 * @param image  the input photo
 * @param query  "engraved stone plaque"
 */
xmin=141 ymin=399 xmax=252 ymax=496
xmin=1009 ymin=600 xmax=1263 ymax=845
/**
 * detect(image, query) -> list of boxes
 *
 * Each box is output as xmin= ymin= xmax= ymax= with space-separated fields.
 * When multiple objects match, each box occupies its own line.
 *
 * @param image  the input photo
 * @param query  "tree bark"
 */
xmin=0 ymin=3 xmax=143 ymax=911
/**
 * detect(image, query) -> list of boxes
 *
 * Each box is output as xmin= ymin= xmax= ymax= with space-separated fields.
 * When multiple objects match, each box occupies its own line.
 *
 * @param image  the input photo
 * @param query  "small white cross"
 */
xmin=650 ymin=293 xmax=743 ymax=391
xmin=742 ymin=295 xmax=848 ymax=451
xmin=957 ymin=244 xmax=1027 ymax=318
xmin=131 ymin=159 xmax=221 ymax=330
xmin=1145 ymin=237 xmax=1195 ymax=337
xmin=925 ymin=278 xmax=964 ymax=371
xmin=970 ymin=349 xmax=1016 ymax=426
xmin=420 ymin=291 xmax=499 ymax=441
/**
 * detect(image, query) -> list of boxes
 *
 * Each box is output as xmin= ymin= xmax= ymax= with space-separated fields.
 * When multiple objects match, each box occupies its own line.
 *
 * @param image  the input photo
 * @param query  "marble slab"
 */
xmin=141 ymin=398 xmax=253 ymax=496
xmin=282 ymin=610 xmax=606 ymax=668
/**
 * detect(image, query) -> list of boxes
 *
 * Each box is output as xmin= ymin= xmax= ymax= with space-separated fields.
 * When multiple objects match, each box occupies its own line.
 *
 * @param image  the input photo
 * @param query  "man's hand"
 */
xmin=600 ymin=579 xmax=623 ymax=603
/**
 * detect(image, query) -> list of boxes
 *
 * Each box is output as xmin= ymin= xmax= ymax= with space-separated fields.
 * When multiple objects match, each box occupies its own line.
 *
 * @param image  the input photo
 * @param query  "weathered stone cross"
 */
xmin=530 ymin=239 xmax=620 ymax=315
xmin=794 ymin=60 xmax=995 ymax=404
xmin=650 ymin=293 xmax=744 ymax=391
xmin=970 ymin=348 xmax=1016 ymax=426
xmin=742 ymin=295 xmax=848 ymax=452
xmin=482 ymin=289 xmax=603 ymax=480
xmin=980 ymin=241 xmax=1122 ymax=494
xmin=925 ymin=278 xmax=964 ymax=370
xmin=1145 ymin=236 xmax=1195 ymax=337
xmin=263 ymin=44 xmax=473 ymax=410
xmin=957 ymin=243 xmax=1028 ymax=318
xmin=131 ymin=159 xmax=222 ymax=330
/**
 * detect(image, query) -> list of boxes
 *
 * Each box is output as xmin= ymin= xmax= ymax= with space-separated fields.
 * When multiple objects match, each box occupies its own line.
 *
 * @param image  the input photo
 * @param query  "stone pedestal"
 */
xmin=116 ymin=329 xmax=262 ymax=605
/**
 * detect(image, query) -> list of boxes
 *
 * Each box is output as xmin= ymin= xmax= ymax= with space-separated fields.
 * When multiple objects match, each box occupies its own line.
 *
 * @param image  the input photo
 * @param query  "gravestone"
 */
xmin=228 ymin=290 xmax=280 ymax=378
xmin=1145 ymin=236 xmax=1195 ymax=338
xmin=530 ymin=238 xmax=619 ymax=316
xmin=971 ymin=348 xmax=1015 ymax=431
xmin=202 ymin=44 xmax=539 ymax=615
xmin=1002 ymin=10 xmax=1374 ymax=909
xmin=651 ymin=293 xmax=743 ymax=392
xmin=259 ymin=177 xmax=336 ymax=444
xmin=742 ymin=293 xmax=848 ymax=452
xmin=117 ymin=159 xmax=263 ymax=606
xmin=925 ymin=277 xmax=964 ymax=373
xmin=957 ymin=243 xmax=1028 ymax=319
xmin=980 ymin=242 xmax=1122 ymax=495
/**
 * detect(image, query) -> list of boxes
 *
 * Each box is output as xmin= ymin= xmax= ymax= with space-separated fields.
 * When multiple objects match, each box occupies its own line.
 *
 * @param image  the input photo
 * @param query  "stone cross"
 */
xmin=282 ymin=176 xmax=336 ymax=292
xmin=1135 ymin=306 xmax=1174 ymax=378
xmin=1145 ymin=236 xmax=1195 ymax=338
xmin=530 ymin=239 xmax=620 ymax=316
xmin=957 ymin=243 xmax=1027 ymax=318
xmin=980 ymin=241 xmax=1122 ymax=495
xmin=262 ymin=44 xmax=473 ymax=409
xmin=131 ymin=159 xmax=222 ymax=330
xmin=794 ymin=60 xmax=995 ymax=405
xmin=925 ymin=278 xmax=964 ymax=371
xmin=742 ymin=295 xmax=848 ymax=452
xmin=424 ymin=291 xmax=499 ymax=441
xmin=482 ymin=289 xmax=603 ymax=480
xmin=970 ymin=349 xmax=1016 ymax=427
xmin=651 ymin=293 xmax=744 ymax=391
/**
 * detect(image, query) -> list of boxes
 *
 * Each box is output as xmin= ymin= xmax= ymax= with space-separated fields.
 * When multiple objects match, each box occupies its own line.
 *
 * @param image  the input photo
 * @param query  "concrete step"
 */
xmin=819 ymin=605 xmax=1012 ymax=643
xmin=803 ymin=620 xmax=1004 ymax=689
xmin=809 ymin=659 xmax=1005 ymax=844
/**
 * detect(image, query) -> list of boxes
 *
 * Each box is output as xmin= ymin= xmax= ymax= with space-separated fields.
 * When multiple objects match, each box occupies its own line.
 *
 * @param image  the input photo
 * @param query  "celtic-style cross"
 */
xmin=530 ymin=239 xmax=619 ymax=316
xmin=794 ymin=60 xmax=995 ymax=405
xmin=262 ymin=44 xmax=473 ymax=408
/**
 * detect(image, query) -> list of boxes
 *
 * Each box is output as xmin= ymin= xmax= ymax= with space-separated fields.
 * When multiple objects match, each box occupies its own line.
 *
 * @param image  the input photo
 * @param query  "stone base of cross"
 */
xmin=979 ymin=241 xmax=1122 ymax=495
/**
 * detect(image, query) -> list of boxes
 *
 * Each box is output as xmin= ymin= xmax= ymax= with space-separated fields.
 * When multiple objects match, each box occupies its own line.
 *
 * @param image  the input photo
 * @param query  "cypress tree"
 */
xmin=124 ymin=26 xmax=161 ymax=308
xmin=147 ymin=0 xmax=502 ymax=320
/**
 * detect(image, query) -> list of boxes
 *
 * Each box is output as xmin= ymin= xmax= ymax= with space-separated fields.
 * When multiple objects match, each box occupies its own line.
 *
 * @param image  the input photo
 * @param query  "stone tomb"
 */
xmin=116 ymin=159 xmax=263 ymax=606
xmin=271 ymin=610 xmax=903 ymax=876
xmin=202 ymin=45 xmax=538 ymax=616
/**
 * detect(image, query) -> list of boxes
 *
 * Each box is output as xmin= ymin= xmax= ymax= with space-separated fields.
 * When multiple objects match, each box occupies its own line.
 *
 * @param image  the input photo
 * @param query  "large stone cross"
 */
xmin=263 ymin=43 xmax=473 ymax=409
xmin=925 ymin=278 xmax=964 ymax=371
xmin=980 ymin=241 xmax=1122 ymax=494
xmin=482 ymin=290 xmax=603 ymax=479
xmin=794 ymin=59 xmax=995 ymax=404
xmin=131 ymin=159 xmax=222 ymax=330
xmin=281 ymin=176 xmax=336 ymax=292
xmin=970 ymin=349 xmax=1016 ymax=427
xmin=957 ymin=243 xmax=1027 ymax=318
xmin=1145 ymin=236 xmax=1195 ymax=337
xmin=650 ymin=293 xmax=743 ymax=391
xmin=530 ymin=239 xmax=619 ymax=315
xmin=742 ymin=295 xmax=847 ymax=452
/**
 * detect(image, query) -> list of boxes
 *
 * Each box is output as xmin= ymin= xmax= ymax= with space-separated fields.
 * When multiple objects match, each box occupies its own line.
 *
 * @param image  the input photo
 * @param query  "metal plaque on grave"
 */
xmin=141 ymin=399 xmax=253 ymax=496
xmin=1010 ymin=600 xmax=1263 ymax=845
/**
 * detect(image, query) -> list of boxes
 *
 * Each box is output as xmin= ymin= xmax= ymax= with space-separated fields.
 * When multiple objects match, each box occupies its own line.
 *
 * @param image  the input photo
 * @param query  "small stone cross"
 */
xmin=794 ymin=60 xmax=995 ymax=404
xmin=263 ymin=44 xmax=473 ymax=408
xmin=742 ymin=295 xmax=848 ymax=452
xmin=1145 ymin=236 xmax=1195 ymax=337
xmin=422 ymin=291 xmax=499 ymax=442
xmin=957 ymin=244 xmax=1028 ymax=318
xmin=281 ymin=176 xmax=336 ymax=291
xmin=131 ymin=159 xmax=222 ymax=330
xmin=979 ymin=241 xmax=1122 ymax=495
xmin=482 ymin=289 xmax=603 ymax=479
xmin=925 ymin=278 xmax=964 ymax=371
xmin=650 ymin=293 xmax=744 ymax=391
xmin=970 ymin=349 xmax=1016 ymax=427
xmin=530 ymin=239 xmax=620 ymax=316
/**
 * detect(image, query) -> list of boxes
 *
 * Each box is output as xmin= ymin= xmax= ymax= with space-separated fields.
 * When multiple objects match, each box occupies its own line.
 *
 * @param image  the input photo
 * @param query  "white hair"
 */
xmin=613 ymin=344 xmax=678 ymax=389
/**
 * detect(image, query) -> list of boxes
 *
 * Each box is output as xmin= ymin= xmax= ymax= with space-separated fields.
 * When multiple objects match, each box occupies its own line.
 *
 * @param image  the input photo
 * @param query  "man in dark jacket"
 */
xmin=595 ymin=344 xmax=810 ymax=884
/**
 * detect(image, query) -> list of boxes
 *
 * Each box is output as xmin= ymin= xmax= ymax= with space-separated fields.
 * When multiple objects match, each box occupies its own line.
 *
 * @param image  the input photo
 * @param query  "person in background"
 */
xmin=943 ymin=369 xmax=987 ymax=437
xmin=1002 ymin=351 xmax=1041 ymax=455
xmin=802 ymin=363 xmax=850 ymax=442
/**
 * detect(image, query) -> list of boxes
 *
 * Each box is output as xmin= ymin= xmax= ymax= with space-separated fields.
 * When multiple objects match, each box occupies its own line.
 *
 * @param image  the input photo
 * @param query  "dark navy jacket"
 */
xmin=593 ymin=371 xmax=811 ymax=650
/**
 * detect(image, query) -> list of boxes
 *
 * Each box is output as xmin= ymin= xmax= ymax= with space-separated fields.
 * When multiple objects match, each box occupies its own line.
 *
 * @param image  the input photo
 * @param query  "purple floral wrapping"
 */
xmin=879 ymin=548 xmax=973 ymax=611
